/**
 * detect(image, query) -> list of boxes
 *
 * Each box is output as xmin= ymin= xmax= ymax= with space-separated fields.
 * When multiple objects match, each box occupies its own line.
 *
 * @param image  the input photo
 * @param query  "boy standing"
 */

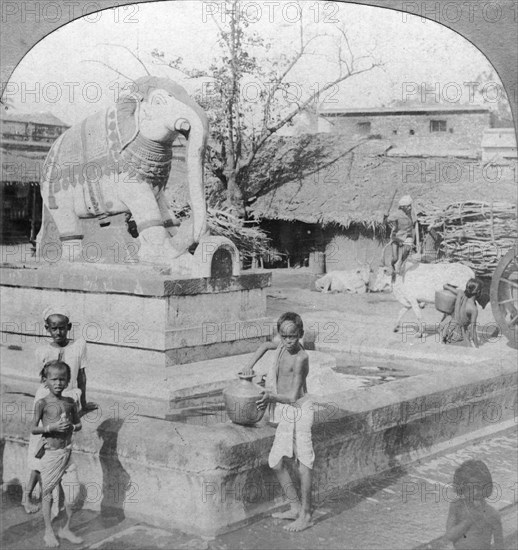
xmin=36 ymin=306 xmax=91 ymax=411
xmin=243 ymin=312 xmax=315 ymax=532
xmin=24 ymin=306 xmax=93 ymax=514
xmin=31 ymin=360 xmax=83 ymax=547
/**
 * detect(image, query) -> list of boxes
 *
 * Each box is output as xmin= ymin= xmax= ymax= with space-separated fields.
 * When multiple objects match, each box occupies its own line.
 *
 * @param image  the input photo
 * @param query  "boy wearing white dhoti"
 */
xmin=31 ymin=360 xmax=83 ymax=547
xmin=243 ymin=312 xmax=315 ymax=532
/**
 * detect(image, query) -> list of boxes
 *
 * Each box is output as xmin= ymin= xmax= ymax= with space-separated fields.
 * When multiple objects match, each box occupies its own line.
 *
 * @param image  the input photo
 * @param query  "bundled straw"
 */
xmin=418 ymin=200 xmax=517 ymax=277
xmin=169 ymin=204 xmax=280 ymax=262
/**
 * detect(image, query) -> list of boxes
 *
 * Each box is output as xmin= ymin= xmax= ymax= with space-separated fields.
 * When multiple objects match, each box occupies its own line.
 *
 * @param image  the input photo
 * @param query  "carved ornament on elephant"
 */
xmin=37 ymin=76 xmax=237 ymax=277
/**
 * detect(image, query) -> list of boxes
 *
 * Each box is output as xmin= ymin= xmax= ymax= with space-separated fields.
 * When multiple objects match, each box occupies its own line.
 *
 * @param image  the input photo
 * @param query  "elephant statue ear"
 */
xmin=116 ymin=90 xmax=141 ymax=151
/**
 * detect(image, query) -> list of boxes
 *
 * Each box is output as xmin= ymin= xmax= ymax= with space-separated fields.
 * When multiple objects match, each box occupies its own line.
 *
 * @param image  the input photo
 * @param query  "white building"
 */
xmin=481 ymin=128 xmax=518 ymax=163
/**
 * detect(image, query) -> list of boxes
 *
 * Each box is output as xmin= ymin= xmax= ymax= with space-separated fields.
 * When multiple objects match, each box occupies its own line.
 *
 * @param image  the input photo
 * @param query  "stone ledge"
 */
xmin=2 ymin=360 xmax=516 ymax=536
xmin=168 ymin=349 xmax=337 ymax=408
xmin=0 ymin=264 xmax=271 ymax=297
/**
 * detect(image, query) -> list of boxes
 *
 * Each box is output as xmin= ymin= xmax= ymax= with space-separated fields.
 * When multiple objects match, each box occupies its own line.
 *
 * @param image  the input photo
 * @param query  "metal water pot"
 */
xmin=223 ymin=373 xmax=266 ymax=426
xmin=435 ymin=289 xmax=457 ymax=314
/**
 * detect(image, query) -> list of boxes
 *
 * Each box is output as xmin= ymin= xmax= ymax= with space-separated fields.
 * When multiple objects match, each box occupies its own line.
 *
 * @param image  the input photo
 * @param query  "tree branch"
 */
xmin=261 ymin=30 xmax=328 ymax=136
xmin=81 ymin=59 xmax=135 ymax=82
xmin=97 ymin=43 xmax=151 ymax=76
xmin=239 ymin=62 xmax=381 ymax=175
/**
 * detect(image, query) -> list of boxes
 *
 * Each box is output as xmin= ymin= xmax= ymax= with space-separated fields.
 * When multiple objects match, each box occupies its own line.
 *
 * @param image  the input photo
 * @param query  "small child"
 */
xmin=444 ymin=459 xmax=504 ymax=549
xmin=243 ymin=312 xmax=315 ymax=532
xmin=440 ymin=279 xmax=483 ymax=348
xmin=31 ymin=360 xmax=83 ymax=547
xmin=23 ymin=306 xmax=94 ymax=513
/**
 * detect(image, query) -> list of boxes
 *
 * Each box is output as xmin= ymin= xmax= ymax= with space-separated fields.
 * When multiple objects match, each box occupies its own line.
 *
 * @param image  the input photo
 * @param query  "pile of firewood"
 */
xmin=170 ymin=204 xmax=279 ymax=262
xmin=418 ymin=200 xmax=517 ymax=277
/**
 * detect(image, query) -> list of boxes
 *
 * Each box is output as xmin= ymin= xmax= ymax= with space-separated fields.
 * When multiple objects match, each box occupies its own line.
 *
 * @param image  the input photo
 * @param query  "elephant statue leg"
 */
xmin=38 ymin=181 xmax=84 ymax=263
xmin=117 ymin=177 xmax=189 ymax=267
xmin=156 ymin=190 xmax=204 ymax=254
xmin=156 ymin=190 xmax=181 ymax=239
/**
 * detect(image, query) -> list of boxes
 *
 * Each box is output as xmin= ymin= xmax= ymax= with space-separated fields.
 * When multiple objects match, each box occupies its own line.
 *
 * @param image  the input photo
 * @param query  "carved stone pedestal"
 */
xmin=0 ymin=262 xmax=271 ymax=398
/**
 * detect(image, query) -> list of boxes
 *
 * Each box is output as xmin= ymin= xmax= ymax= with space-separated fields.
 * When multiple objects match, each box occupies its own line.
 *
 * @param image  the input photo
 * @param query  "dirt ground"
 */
xmin=266 ymin=267 xmax=493 ymax=327
xmin=264 ymin=267 xmax=515 ymax=365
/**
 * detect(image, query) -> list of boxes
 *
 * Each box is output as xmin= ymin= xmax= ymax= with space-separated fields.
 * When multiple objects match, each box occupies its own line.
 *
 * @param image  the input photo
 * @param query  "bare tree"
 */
xmin=152 ymin=0 xmax=382 ymax=215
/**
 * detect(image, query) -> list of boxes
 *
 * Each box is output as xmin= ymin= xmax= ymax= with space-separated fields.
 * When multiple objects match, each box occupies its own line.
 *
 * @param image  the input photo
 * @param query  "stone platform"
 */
xmin=2 ymin=262 xmax=517 ymax=537
xmin=2 ymin=357 xmax=516 ymax=537
xmin=0 ymin=263 xmax=271 ymax=398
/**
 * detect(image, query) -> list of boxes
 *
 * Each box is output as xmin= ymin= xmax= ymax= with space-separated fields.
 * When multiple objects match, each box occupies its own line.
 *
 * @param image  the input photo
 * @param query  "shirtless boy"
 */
xmin=444 ymin=459 xmax=503 ymax=549
xmin=441 ymin=279 xmax=482 ymax=348
xmin=31 ymin=360 xmax=83 ymax=547
xmin=243 ymin=312 xmax=314 ymax=532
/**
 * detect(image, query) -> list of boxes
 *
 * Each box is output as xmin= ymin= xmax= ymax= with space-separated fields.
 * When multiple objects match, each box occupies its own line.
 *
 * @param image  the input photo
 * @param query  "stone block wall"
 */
xmin=320 ymin=111 xmax=490 ymax=152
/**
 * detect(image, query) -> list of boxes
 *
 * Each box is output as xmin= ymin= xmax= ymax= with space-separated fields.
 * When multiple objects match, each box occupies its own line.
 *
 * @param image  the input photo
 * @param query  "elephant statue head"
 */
xmin=37 ymin=75 xmax=218 ymax=276
xmin=119 ymin=76 xmax=209 ymax=247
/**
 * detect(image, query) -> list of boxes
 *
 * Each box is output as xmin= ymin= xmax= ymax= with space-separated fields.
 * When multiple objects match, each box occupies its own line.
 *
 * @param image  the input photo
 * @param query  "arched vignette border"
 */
xmin=1 ymin=0 xmax=516 ymax=133
xmin=0 ymin=0 xmax=515 ymax=121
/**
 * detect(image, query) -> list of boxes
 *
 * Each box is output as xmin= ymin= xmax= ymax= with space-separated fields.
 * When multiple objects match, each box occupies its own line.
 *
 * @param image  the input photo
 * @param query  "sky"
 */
xmin=4 ymin=0 xmax=505 ymax=126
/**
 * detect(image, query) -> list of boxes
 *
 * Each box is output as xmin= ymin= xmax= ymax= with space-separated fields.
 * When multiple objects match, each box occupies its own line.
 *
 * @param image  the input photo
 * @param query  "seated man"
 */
xmin=386 ymin=195 xmax=417 ymax=276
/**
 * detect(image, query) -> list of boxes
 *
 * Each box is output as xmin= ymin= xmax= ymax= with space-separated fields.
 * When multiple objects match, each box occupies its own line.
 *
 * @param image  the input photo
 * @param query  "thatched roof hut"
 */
xmin=245 ymin=134 xmax=517 ymax=230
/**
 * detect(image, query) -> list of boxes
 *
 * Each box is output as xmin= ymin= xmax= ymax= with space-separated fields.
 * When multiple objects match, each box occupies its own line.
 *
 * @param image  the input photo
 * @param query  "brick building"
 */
xmin=318 ymin=105 xmax=491 ymax=155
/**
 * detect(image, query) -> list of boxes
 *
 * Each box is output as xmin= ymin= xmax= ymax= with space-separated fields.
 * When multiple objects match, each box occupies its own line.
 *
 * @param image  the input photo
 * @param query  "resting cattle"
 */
xmin=371 ymin=261 xmax=475 ymax=332
xmin=315 ymin=266 xmax=371 ymax=294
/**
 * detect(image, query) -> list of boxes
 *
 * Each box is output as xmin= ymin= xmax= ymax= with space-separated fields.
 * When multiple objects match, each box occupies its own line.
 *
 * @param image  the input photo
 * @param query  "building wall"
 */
xmin=1 ymin=118 xmax=68 ymax=242
xmin=259 ymin=219 xmax=323 ymax=268
xmin=482 ymin=147 xmax=518 ymax=163
xmin=323 ymin=229 xmax=387 ymax=273
xmin=320 ymin=112 xmax=490 ymax=151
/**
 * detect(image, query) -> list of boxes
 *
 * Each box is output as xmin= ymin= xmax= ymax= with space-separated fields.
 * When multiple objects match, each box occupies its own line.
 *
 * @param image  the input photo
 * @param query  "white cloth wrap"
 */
xmin=42 ymin=305 xmax=70 ymax=322
xmin=265 ymin=343 xmax=315 ymax=469
xmin=40 ymin=445 xmax=78 ymax=500
xmin=268 ymin=398 xmax=315 ymax=469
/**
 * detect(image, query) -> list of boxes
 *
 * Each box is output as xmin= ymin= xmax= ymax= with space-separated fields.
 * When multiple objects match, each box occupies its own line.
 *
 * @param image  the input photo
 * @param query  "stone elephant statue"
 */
xmin=36 ymin=76 xmax=209 ymax=273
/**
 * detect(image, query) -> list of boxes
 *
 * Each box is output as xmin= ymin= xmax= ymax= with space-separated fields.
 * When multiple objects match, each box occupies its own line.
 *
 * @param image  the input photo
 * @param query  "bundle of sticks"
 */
xmin=170 ymin=204 xmax=279 ymax=262
xmin=418 ymin=200 xmax=517 ymax=277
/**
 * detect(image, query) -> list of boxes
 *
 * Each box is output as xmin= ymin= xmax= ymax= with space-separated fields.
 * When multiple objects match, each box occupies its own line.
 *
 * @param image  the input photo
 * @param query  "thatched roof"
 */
xmin=245 ymin=134 xmax=517 ymax=229
xmin=1 ymin=111 xmax=69 ymax=127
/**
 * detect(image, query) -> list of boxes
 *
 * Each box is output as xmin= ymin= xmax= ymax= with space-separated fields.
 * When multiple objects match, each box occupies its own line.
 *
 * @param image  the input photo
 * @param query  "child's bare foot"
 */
xmin=44 ymin=531 xmax=60 ymax=547
xmin=284 ymin=513 xmax=314 ymax=532
xmin=272 ymin=505 xmax=300 ymax=520
xmin=57 ymin=527 xmax=83 ymax=544
xmin=22 ymin=494 xmax=40 ymax=513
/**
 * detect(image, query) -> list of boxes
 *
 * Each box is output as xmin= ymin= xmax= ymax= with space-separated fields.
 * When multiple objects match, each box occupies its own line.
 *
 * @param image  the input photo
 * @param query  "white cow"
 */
xmin=371 ymin=261 xmax=475 ymax=332
xmin=315 ymin=265 xmax=371 ymax=294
